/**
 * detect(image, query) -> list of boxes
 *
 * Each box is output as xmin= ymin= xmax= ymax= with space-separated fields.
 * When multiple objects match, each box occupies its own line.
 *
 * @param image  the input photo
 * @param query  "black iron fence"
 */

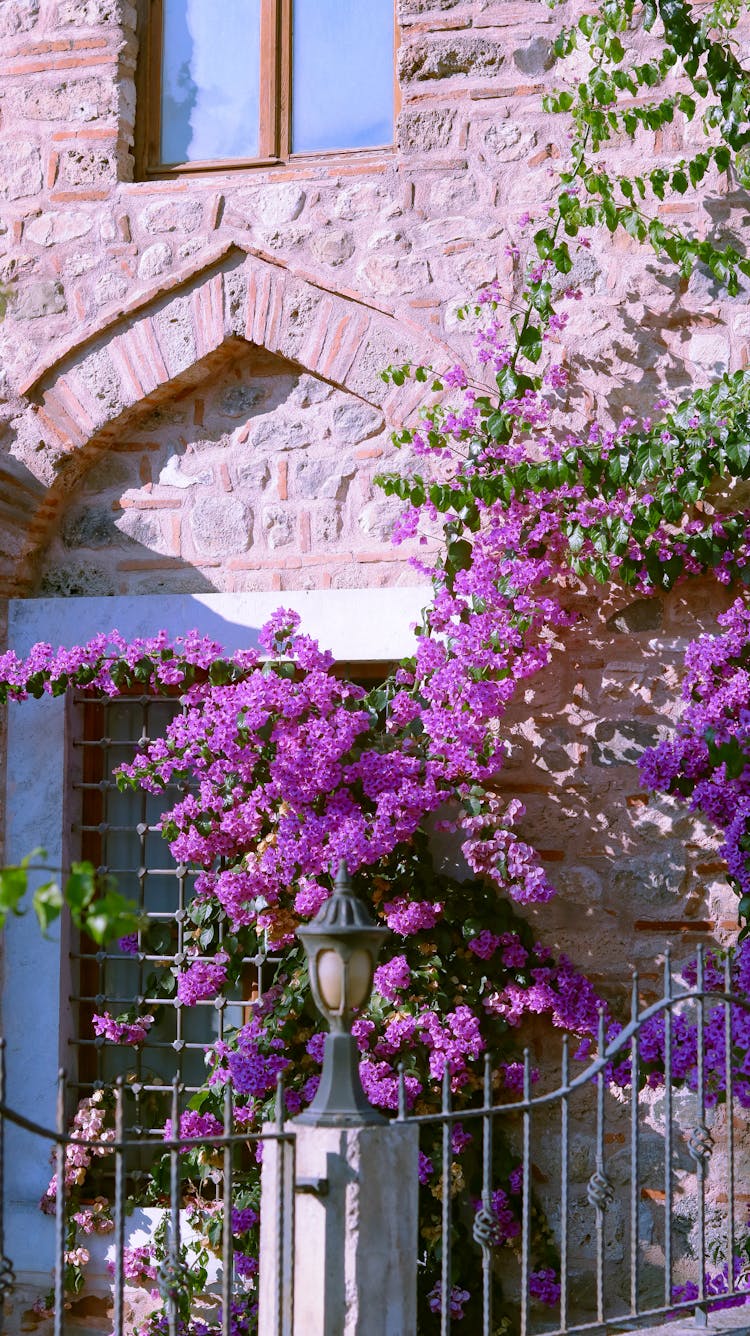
xmin=1 ymin=948 xmax=749 ymax=1336
xmin=0 ymin=1054 xmax=294 ymax=1336
xmin=401 ymin=946 xmax=750 ymax=1335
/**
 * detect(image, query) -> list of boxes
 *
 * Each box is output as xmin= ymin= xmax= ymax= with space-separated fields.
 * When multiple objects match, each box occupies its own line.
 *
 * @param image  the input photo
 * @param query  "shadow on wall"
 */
xmin=31 ymin=342 xmax=415 ymax=598
xmin=489 ymin=578 xmax=737 ymax=990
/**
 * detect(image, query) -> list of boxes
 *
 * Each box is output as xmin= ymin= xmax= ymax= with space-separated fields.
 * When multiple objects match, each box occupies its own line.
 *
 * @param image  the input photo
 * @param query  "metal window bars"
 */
xmin=69 ymin=692 xmax=282 ymax=1122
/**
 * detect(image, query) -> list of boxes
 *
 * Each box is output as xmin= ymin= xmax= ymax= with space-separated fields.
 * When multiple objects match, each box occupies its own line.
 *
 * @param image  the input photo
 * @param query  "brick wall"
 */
xmin=0 ymin=0 xmax=745 ymax=977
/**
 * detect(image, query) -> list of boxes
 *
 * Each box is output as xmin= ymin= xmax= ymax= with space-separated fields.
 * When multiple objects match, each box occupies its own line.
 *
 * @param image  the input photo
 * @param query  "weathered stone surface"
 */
xmin=358 ymin=499 xmax=399 ymax=542
xmin=311 ymin=502 xmax=342 ymax=544
xmin=25 ymin=212 xmax=94 ymax=247
xmin=400 ymin=35 xmax=504 ymax=81
xmin=590 ymin=720 xmax=662 ymax=766
xmin=482 ymin=120 xmax=537 ymax=161
xmin=310 ymin=227 xmax=355 ymax=267
xmin=0 ymin=0 xmax=39 ymax=38
xmin=18 ymin=76 xmax=117 ymax=122
xmin=262 ymin=505 xmax=295 ymax=548
xmin=141 ymin=199 xmax=204 ymax=234
xmin=332 ymin=402 xmax=384 ymax=444
xmin=0 ymin=143 xmax=42 ymax=199
xmin=219 ymin=384 xmax=268 ymax=417
xmin=606 ymin=598 xmax=664 ymax=633
xmin=15 ymin=279 xmax=66 ymax=319
xmin=137 ymin=242 xmax=173 ymax=279
xmin=55 ymin=0 xmax=134 ymax=22
xmin=397 ymin=107 xmax=456 ymax=152
xmin=251 ymin=418 xmax=311 ymax=452
xmin=61 ymin=505 xmax=116 ymax=548
xmin=57 ymin=148 xmax=118 ymax=188
xmin=190 ymin=495 xmax=251 ymax=557
xmin=114 ymin=509 xmax=165 ymax=549
xmin=513 ymin=36 xmax=555 ymax=74
xmin=291 ymin=455 xmax=352 ymax=499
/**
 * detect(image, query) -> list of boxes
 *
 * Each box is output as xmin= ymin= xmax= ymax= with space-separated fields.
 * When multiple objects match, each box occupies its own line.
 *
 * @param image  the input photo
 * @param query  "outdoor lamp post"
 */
xmin=295 ymin=859 xmax=389 ymax=1126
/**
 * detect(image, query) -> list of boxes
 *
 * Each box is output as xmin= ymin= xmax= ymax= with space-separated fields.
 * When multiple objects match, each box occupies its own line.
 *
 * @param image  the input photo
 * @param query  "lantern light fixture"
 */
xmin=295 ymin=859 xmax=389 ymax=1126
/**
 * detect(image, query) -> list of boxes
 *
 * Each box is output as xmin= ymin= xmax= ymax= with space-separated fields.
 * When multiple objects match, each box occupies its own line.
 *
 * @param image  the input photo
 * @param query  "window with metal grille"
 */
xmin=68 ymin=662 xmax=393 ymax=1121
xmin=68 ymin=692 xmax=279 ymax=1127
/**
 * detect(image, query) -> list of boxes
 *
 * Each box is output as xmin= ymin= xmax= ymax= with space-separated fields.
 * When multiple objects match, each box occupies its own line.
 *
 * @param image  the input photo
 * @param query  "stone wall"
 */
xmin=0 ymin=0 xmax=746 ymax=975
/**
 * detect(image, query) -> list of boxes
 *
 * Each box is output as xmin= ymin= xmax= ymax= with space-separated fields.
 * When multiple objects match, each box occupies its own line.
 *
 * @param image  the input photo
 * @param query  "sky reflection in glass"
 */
xmin=292 ymin=0 xmax=394 ymax=153
xmin=161 ymin=0 xmax=261 ymax=164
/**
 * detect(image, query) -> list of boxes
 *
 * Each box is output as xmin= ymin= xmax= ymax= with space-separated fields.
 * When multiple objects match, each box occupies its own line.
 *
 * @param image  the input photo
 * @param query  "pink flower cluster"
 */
xmin=92 ymin=1011 xmax=154 ymax=1045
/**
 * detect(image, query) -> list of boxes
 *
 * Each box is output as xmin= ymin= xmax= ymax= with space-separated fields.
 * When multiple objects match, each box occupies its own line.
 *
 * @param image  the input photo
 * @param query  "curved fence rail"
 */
xmin=0 ymin=1050 xmax=294 ymax=1336
xmin=401 ymin=945 xmax=750 ymax=1336
xmin=1 ymin=946 xmax=749 ymax=1336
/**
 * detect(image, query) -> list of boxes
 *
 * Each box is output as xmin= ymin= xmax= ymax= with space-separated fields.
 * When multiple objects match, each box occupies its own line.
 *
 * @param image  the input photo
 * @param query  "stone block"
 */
xmin=400 ymin=35 xmax=504 ymax=81
xmin=311 ymin=502 xmax=343 ymax=545
xmin=606 ymin=598 xmax=664 ymax=634
xmin=190 ymin=495 xmax=251 ymax=557
xmin=61 ymin=505 xmax=117 ymax=549
xmin=0 ymin=142 xmax=42 ymax=200
xmin=137 ymin=242 xmax=173 ymax=280
xmin=310 ymin=227 xmax=355 ymax=267
xmin=25 ymin=211 xmax=94 ymax=247
xmin=251 ymin=418 xmax=311 ymax=453
xmin=259 ymin=1121 xmax=418 ymax=1336
xmin=17 ymin=77 xmax=116 ymax=122
xmin=263 ymin=505 xmax=295 ymax=549
xmin=358 ymin=499 xmax=400 ymax=543
xmin=140 ymin=199 xmax=204 ymax=234
xmin=0 ymin=0 xmax=39 ymax=36
xmin=590 ymin=720 xmax=662 ymax=767
xmin=290 ymin=455 xmax=352 ymax=500
xmin=57 ymin=148 xmax=118 ymax=189
xmin=54 ymin=0 xmax=136 ymax=23
xmin=397 ymin=108 xmax=456 ymax=153
xmin=219 ymin=384 xmax=268 ymax=417
xmin=332 ymin=402 xmax=384 ymax=445
xmin=15 ymin=278 xmax=66 ymax=319
xmin=512 ymin=36 xmax=555 ymax=74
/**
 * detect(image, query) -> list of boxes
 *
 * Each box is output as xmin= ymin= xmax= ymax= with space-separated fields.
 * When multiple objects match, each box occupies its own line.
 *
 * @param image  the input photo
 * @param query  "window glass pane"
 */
xmin=292 ymin=0 xmax=394 ymax=153
xmin=161 ymin=0 xmax=261 ymax=164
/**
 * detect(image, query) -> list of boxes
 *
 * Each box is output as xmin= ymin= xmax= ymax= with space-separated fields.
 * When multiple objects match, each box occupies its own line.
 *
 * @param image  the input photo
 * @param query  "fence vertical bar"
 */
xmin=663 ymin=949 xmax=673 ymax=1308
xmin=53 ymin=1069 xmax=66 ymax=1336
xmin=520 ymin=1049 xmax=531 ymax=1336
xmin=441 ymin=1065 xmax=452 ymax=1336
xmin=560 ymin=1036 xmax=569 ymax=1334
xmin=166 ymin=1076 xmax=181 ymax=1336
xmin=222 ymin=1081 xmax=234 ymax=1336
xmin=274 ymin=1073 xmax=286 ymax=1336
xmin=630 ymin=971 xmax=640 ymax=1315
xmin=594 ymin=1009 xmax=607 ymax=1325
xmin=724 ymin=951 xmax=735 ymax=1295
xmin=481 ymin=1053 xmax=493 ymax=1336
xmin=112 ymin=1079 xmax=125 ymax=1336
xmin=0 ymin=1041 xmax=15 ymax=1336
xmin=694 ymin=945 xmax=709 ymax=1325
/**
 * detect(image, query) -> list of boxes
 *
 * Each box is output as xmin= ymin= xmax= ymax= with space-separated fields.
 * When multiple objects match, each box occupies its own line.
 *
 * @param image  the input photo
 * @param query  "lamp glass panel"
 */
xmin=346 ymin=949 xmax=374 ymax=1009
xmin=316 ymin=950 xmax=344 ymax=1013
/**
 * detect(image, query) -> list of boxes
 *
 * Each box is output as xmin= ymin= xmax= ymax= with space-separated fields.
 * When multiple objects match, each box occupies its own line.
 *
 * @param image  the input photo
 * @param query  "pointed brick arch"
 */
xmin=7 ymin=242 xmax=456 ymax=595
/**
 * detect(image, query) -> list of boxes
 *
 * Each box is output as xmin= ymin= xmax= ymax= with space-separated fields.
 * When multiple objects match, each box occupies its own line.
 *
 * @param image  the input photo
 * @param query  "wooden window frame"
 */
xmin=135 ymin=0 xmax=399 ymax=179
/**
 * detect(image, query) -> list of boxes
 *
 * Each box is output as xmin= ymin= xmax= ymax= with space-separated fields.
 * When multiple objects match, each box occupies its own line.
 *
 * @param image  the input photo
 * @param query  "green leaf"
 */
xmin=32 ymin=880 xmax=64 ymax=936
xmin=0 ymin=865 xmax=29 ymax=927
